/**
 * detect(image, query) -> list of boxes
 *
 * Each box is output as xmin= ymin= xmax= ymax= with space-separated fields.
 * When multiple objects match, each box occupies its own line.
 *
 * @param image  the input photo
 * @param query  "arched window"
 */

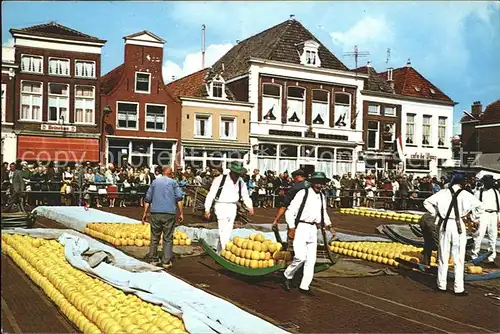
xmin=287 ymin=86 xmax=305 ymax=123
xmin=312 ymin=89 xmax=329 ymax=126
xmin=262 ymin=84 xmax=281 ymax=121
xmin=334 ymin=92 xmax=351 ymax=129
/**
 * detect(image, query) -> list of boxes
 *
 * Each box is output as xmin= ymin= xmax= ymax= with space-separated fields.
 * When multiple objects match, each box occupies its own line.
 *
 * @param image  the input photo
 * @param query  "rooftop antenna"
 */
xmin=386 ymin=48 xmax=391 ymax=64
xmin=202 ymin=24 xmax=206 ymax=69
xmin=343 ymin=45 xmax=370 ymax=71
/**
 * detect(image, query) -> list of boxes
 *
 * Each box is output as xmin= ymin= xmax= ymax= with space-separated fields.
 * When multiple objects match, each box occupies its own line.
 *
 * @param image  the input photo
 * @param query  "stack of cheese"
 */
xmin=1 ymin=233 xmax=188 ymax=334
xmin=339 ymin=208 xmax=422 ymax=223
xmin=85 ymin=223 xmax=192 ymax=248
xmin=221 ymin=233 xmax=292 ymax=269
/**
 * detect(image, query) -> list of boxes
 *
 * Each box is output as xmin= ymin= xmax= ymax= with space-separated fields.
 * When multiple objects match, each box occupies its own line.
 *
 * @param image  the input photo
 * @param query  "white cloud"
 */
xmin=163 ymin=43 xmax=233 ymax=82
xmin=330 ymin=16 xmax=394 ymax=50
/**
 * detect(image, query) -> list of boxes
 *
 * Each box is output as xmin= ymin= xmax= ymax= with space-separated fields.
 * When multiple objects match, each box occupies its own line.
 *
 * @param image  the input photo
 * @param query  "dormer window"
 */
xmin=209 ymin=75 xmax=226 ymax=99
xmin=300 ymin=40 xmax=321 ymax=67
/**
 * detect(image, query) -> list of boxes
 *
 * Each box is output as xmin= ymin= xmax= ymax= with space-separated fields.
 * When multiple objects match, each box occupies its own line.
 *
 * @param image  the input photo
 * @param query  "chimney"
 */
xmin=406 ymin=58 xmax=412 ymax=67
xmin=471 ymin=101 xmax=482 ymax=116
xmin=202 ymin=24 xmax=206 ymax=69
xmin=387 ymin=67 xmax=395 ymax=91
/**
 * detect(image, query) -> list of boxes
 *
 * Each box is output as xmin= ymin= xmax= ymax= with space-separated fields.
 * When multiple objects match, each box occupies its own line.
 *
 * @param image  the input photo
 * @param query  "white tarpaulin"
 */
xmin=3 ymin=228 xmax=289 ymax=334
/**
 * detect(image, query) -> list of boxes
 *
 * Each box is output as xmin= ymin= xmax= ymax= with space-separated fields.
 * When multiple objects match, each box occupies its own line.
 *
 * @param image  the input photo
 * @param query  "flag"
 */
xmin=396 ymin=135 xmax=405 ymax=172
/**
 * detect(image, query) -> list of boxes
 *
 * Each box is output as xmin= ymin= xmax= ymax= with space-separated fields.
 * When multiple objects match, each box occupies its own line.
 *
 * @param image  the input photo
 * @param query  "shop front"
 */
xmin=17 ymin=135 xmax=99 ymax=164
xmin=107 ymin=137 xmax=177 ymax=168
xmin=182 ymin=142 xmax=249 ymax=172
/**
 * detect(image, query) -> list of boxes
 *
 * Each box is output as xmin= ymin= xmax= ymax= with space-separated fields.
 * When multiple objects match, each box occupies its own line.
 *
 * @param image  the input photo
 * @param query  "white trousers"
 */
xmin=284 ymin=223 xmax=317 ymax=290
xmin=437 ymin=219 xmax=466 ymax=293
xmin=215 ymin=203 xmax=237 ymax=254
xmin=472 ymin=212 xmax=498 ymax=262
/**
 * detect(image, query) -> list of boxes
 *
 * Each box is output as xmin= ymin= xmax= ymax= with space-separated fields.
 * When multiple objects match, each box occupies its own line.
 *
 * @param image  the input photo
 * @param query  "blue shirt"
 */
xmin=145 ymin=176 xmax=183 ymax=214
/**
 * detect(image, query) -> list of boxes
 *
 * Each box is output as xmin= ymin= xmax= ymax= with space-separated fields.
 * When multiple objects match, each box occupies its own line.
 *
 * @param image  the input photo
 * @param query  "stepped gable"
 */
xmin=212 ymin=18 xmax=349 ymax=80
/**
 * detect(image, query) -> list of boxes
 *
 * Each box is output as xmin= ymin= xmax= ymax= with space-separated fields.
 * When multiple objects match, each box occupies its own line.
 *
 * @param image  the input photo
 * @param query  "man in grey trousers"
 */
xmin=142 ymin=166 xmax=184 ymax=269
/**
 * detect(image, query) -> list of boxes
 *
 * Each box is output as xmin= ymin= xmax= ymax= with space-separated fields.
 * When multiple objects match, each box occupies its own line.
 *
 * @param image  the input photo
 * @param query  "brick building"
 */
xmin=100 ymin=31 xmax=181 ymax=168
xmin=460 ymin=99 xmax=500 ymax=170
xmin=10 ymin=22 xmax=106 ymax=164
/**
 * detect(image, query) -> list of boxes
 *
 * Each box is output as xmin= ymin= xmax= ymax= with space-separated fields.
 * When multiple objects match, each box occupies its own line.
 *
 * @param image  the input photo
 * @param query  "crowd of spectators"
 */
xmin=1 ymin=160 xmax=482 ymax=212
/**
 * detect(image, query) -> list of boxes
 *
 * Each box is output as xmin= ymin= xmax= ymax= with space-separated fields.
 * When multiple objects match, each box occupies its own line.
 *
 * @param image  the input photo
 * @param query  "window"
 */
xmin=382 ymin=123 xmax=396 ymax=151
xmin=195 ymin=114 xmax=212 ymax=137
xmin=117 ymin=102 xmax=138 ymax=129
xmin=406 ymin=114 xmax=415 ymax=145
xmin=135 ymin=72 xmax=150 ymax=93
xmin=300 ymin=40 xmax=321 ymax=67
xmin=262 ymin=84 xmax=280 ymax=121
xmin=384 ymin=106 xmax=396 ymax=116
xmin=305 ymin=51 xmax=317 ymax=65
xmin=287 ymin=86 xmax=305 ymax=123
xmin=1 ymin=84 xmax=5 ymax=123
xmin=422 ymin=115 xmax=432 ymax=146
xmin=212 ymin=82 xmax=223 ymax=98
xmin=21 ymin=55 xmax=43 ymax=74
xmin=49 ymin=58 xmax=69 ymax=76
xmin=220 ymin=116 xmax=236 ymax=139
xmin=48 ymin=83 xmax=69 ymax=123
xmin=312 ymin=90 xmax=329 ymax=125
xmin=334 ymin=93 xmax=351 ymax=128
xmin=75 ymin=60 xmax=95 ymax=78
xmin=74 ymin=86 xmax=95 ymax=124
xmin=367 ymin=121 xmax=379 ymax=149
xmin=368 ymin=104 xmax=379 ymax=115
xmin=438 ymin=117 xmax=447 ymax=146
xmin=145 ymin=104 xmax=166 ymax=131
xmin=20 ymin=81 xmax=42 ymax=121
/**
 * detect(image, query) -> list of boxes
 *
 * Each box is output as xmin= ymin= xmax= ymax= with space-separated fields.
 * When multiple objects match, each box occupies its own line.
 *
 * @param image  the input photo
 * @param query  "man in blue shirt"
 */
xmin=142 ymin=166 xmax=184 ymax=269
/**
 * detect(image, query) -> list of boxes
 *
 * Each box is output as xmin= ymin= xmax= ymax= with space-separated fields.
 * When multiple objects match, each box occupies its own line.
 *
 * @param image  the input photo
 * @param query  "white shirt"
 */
xmin=331 ymin=179 xmax=340 ymax=189
xmin=392 ymin=181 xmax=399 ymax=192
xmin=205 ymin=174 xmax=253 ymax=210
xmin=424 ymin=184 xmax=483 ymax=222
xmin=285 ymin=189 xmax=332 ymax=229
xmin=475 ymin=188 xmax=500 ymax=214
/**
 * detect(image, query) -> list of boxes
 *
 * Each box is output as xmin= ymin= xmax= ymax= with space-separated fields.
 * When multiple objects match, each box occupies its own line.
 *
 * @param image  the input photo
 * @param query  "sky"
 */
xmin=2 ymin=1 xmax=499 ymax=135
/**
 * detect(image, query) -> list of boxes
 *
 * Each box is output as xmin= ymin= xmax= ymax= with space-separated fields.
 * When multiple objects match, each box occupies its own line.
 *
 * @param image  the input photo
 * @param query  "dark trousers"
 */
xmin=419 ymin=213 xmax=439 ymax=265
xmin=147 ymin=213 xmax=176 ymax=263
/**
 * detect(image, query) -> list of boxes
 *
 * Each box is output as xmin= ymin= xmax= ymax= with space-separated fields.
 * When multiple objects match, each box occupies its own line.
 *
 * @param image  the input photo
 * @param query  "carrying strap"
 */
xmin=479 ymin=188 xmax=500 ymax=212
xmin=295 ymin=188 xmax=309 ymax=228
xmin=440 ymin=188 xmax=463 ymax=234
xmin=320 ymin=192 xmax=325 ymax=227
xmin=214 ymin=174 xmax=242 ymax=202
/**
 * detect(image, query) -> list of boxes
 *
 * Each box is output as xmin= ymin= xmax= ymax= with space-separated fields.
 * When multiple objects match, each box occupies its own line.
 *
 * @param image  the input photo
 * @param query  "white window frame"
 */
xmin=74 ymin=85 xmax=95 ymax=125
xmin=194 ymin=114 xmax=212 ymax=138
xmin=48 ymin=57 xmax=70 ymax=77
xmin=368 ymin=104 xmax=380 ymax=115
xmin=48 ymin=83 xmax=69 ymax=123
xmin=334 ymin=92 xmax=351 ymax=129
xmin=406 ymin=113 xmax=416 ymax=145
xmin=145 ymin=103 xmax=167 ymax=132
xmin=422 ymin=115 xmax=432 ymax=146
xmin=1 ymin=83 xmax=6 ymax=123
xmin=116 ymin=101 xmax=139 ymax=131
xmin=74 ymin=60 xmax=96 ymax=79
xmin=367 ymin=120 xmax=380 ymax=150
xmin=262 ymin=83 xmax=281 ymax=123
xmin=20 ymin=54 xmax=43 ymax=74
xmin=438 ymin=116 xmax=447 ymax=147
xmin=210 ymin=80 xmax=226 ymax=99
xmin=286 ymin=86 xmax=306 ymax=124
xmin=312 ymin=89 xmax=329 ymax=126
xmin=19 ymin=80 xmax=43 ymax=122
xmin=135 ymin=72 xmax=151 ymax=94
xmin=384 ymin=106 xmax=396 ymax=117
xmin=220 ymin=115 xmax=237 ymax=140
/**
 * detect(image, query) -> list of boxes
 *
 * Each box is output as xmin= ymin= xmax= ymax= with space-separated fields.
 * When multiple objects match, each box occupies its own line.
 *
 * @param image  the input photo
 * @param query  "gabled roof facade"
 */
xmin=378 ymin=66 xmax=454 ymax=103
xmin=10 ymin=21 xmax=106 ymax=43
xmin=100 ymin=64 xmax=125 ymax=95
xmin=123 ymin=30 xmax=165 ymax=43
xmin=211 ymin=18 xmax=349 ymax=80
xmin=166 ymin=68 xmax=236 ymax=101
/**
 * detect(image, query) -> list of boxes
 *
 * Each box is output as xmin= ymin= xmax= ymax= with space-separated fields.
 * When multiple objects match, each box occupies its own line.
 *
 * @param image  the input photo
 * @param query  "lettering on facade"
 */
xmin=40 ymin=124 xmax=76 ymax=132
xmin=318 ymin=133 xmax=349 ymax=141
xmin=269 ymin=129 xmax=302 ymax=137
xmin=409 ymin=152 xmax=437 ymax=160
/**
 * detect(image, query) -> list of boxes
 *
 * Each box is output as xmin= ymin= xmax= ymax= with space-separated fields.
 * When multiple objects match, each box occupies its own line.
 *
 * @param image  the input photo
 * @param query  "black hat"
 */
xmin=482 ymin=174 xmax=494 ymax=181
xmin=291 ymin=169 xmax=305 ymax=178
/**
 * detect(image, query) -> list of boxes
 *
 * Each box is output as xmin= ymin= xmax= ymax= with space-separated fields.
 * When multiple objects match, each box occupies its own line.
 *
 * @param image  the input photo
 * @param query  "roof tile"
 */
xmin=10 ymin=21 xmax=105 ymax=43
xmin=481 ymin=99 xmax=500 ymax=125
